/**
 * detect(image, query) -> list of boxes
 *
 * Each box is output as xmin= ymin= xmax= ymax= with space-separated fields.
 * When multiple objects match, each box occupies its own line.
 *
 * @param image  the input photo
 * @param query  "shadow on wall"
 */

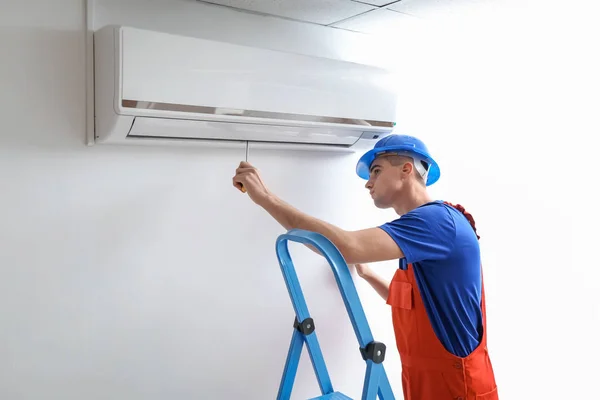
xmin=0 ymin=27 xmax=196 ymax=156
xmin=0 ymin=28 xmax=90 ymax=149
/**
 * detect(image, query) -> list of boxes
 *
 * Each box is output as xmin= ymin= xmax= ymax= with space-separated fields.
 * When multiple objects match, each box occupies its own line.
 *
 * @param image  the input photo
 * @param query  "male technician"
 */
xmin=232 ymin=134 xmax=498 ymax=399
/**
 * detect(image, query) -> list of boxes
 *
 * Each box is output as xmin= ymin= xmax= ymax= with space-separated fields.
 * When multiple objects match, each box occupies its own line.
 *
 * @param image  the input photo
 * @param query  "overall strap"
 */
xmin=443 ymin=201 xmax=488 ymax=338
xmin=443 ymin=201 xmax=480 ymax=240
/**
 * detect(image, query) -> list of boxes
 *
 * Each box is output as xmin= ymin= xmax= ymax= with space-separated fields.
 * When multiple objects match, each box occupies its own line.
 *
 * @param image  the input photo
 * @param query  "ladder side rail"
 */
xmin=275 ymin=229 xmax=375 ymax=350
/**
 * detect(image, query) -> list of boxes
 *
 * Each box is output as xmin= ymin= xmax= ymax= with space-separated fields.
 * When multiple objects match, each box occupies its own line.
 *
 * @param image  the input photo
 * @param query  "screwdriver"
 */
xmin=239 ymin=141 xmax=248 ymax=193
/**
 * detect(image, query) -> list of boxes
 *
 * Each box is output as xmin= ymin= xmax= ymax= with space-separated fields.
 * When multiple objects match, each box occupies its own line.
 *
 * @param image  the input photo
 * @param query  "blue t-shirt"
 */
xmin=379 ymin=200 xmax=483 ymax=358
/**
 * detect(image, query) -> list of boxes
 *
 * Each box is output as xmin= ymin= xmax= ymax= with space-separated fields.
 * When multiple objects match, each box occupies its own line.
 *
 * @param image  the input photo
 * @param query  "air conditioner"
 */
xmin=92 ymin=25 xmax=398 ymax=151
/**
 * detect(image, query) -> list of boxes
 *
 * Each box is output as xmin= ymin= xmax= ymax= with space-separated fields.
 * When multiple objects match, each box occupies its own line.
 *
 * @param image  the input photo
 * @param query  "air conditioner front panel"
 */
xmin=93 ymin=26 xmax=398 ymax=147
xmin=118 ymin=99 xmax=394 ymax=132
xmin=126 ymin=117 xmax=366 ymax=146
xmin=118 ymin=27 xmax=398 ymax=125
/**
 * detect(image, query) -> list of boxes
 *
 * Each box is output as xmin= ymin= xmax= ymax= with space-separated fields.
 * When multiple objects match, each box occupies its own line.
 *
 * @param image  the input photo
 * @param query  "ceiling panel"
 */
xmin=351 ymin=0 xmax=402 ymax=6
xmin=198 ymin=0 xmax=377 ymax=25
xmin=331 ymin=7 xmax=421 ymax=35
xmin=387 ymin=0 xmax=484 ymax=18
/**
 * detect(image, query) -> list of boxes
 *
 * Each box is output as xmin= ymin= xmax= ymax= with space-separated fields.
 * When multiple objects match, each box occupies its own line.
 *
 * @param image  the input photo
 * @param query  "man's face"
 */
xmin=364 ymin=155 xmax=408 ymax=209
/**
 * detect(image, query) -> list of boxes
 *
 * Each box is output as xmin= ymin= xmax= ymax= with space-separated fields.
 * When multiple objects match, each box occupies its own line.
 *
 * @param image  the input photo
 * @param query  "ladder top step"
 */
xmin=308 ymin=392 xmax=352 ymax=400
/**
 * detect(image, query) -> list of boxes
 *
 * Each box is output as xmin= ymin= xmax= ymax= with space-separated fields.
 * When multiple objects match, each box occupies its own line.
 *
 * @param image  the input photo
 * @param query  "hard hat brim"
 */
xmin=356 ymin=145 xmax=441 ymax=186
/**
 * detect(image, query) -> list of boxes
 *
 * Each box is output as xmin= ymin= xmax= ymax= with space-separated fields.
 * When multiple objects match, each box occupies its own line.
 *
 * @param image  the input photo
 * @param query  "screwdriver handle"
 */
xmin=238 ymin=141 xmax=249 ymax=193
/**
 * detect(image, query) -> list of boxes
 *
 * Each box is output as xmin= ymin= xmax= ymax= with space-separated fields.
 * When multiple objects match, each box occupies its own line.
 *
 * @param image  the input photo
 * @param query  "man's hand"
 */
xmin=355 ymin=263 xmax=374 ymax=279
xmin=233 ymin=161 xmax=271 ymax=205
xmin=353 ymin=263 xmax=390 ymax=301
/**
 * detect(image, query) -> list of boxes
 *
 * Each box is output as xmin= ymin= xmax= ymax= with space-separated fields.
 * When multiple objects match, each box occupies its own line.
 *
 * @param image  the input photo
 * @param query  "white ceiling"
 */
xmin=196 ymin=0 xmax=483 ymax=34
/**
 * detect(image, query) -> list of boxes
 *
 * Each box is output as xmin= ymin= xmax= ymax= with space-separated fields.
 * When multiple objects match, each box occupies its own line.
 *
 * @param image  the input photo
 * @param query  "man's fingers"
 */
xmin=235 ymin=166 xmax=256 ymax=175
xmin=237 ymin=161 xmax=255 ymax=170
xmin=233 ymin=171 xmax=252 ymax=188
xmin=233 ymin=174 xmax=245 ymax=184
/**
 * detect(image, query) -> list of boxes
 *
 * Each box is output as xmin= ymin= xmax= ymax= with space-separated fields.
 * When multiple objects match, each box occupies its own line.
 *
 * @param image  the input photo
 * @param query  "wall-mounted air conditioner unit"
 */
xmin=92 ymin=25 xmax=398 ymax=151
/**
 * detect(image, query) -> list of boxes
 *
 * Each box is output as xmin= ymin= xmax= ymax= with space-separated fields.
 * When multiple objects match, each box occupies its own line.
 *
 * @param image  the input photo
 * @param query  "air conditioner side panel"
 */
xmin=94 ymin=25 xmax=133 ymax=144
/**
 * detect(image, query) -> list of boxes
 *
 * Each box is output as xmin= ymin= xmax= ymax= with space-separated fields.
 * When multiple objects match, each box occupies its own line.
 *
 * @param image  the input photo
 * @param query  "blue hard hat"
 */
xmin=356 ymin=134 xmax=440 ymax=186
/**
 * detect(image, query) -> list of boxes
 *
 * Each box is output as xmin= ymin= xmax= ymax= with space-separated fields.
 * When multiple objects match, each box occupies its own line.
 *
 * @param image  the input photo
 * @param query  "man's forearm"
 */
xmin=361 ymin=272 xmax=390 ymax=301
xmin=259 ymin=193 xmax=351 ymax=256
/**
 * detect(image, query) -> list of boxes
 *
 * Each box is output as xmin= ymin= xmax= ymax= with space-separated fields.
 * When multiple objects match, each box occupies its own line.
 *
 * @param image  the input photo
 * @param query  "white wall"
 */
xmin=392 ymin=3 xmax=600 ymax=398
xmin=0 ymin=1 xmax=399 ymax=399
xmin=1 ymin=0 xmax=598 ymax=399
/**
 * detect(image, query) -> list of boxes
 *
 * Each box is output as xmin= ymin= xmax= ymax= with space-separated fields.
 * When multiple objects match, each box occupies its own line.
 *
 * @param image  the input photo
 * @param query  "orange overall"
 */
xmin=386 ymin=203 xmax=498 ymax=400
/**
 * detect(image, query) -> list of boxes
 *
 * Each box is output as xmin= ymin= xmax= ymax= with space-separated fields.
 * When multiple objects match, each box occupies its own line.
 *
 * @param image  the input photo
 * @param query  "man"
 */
xmin=232 ymin=134 xmax=498 ymax=400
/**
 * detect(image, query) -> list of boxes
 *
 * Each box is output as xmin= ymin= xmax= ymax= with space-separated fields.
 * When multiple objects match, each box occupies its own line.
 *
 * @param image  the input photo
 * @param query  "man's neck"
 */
xmin=392 ymin=186 xmax=433 ymax=216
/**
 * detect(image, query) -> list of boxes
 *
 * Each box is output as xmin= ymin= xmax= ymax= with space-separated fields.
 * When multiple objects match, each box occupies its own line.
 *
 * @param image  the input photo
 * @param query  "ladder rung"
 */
xmin=309 ymin=392 xmax=353 ymax=400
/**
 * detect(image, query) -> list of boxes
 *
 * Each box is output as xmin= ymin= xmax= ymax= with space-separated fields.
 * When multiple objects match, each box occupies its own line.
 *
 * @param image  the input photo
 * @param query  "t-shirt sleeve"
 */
xmin=379 ymin=205 xmax=456 ymax=264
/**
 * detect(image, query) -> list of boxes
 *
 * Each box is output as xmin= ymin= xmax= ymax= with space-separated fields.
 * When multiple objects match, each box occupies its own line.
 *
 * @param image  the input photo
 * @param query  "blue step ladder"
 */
xmin=275 ymin=229 xmax=396 ymax=400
